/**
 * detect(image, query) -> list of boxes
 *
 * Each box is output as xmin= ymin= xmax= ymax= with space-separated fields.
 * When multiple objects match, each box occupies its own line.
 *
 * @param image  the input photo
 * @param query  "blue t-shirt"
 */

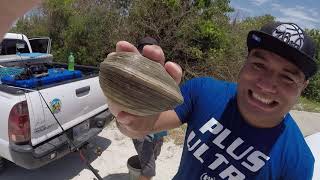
xmin=173 ymin=77 xmax=314 ymax=180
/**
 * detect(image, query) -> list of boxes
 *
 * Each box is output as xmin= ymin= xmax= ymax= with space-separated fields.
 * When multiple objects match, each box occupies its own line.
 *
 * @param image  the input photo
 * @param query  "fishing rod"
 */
xmin=17 ymin=65 xmax=104 ymax=180
xmin=37 ymin=90 xmax=103 ymax=180
xmin=38 ymin=86 xmax=103 ymax=180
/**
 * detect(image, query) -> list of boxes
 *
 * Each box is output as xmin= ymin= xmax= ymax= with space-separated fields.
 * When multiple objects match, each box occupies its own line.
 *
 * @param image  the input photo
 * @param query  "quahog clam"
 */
xmin=99 ymin=52 xmax=184 ymax=116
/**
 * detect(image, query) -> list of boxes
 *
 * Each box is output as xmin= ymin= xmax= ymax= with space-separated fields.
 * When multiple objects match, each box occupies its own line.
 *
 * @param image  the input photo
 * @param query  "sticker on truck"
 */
xmin=50 ymin=98 xmax=62 ymax=114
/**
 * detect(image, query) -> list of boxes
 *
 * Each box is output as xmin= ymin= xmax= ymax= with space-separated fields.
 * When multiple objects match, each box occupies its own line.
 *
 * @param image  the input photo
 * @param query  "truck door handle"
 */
xmin=76 ymin=86 xmax=90 ymax=97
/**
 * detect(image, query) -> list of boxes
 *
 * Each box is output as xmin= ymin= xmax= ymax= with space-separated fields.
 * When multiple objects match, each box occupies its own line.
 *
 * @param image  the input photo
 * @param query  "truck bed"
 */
xmin=0 ymin=62 xmax=108 ymax=145
xmin=0 ymin=61 xmax=111 ymax=170
xmin=0 ymin=62 xmax=100 ymax=91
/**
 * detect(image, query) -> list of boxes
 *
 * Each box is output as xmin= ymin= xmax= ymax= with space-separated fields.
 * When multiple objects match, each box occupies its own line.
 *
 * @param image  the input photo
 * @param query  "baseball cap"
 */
xmin=137 ymin=37 xmax=159 ymax=52
xmin=247 ymin=22 xmax=318 ymax=79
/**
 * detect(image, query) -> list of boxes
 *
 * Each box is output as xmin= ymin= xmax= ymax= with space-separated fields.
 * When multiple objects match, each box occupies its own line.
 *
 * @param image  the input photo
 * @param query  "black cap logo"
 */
xmin=272 ymin=23 xmax=304 ymax=50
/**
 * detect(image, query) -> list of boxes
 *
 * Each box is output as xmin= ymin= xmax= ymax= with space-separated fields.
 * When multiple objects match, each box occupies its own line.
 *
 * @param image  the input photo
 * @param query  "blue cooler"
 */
xmin=1 ymin=68 xmax=82 ymax=88
xmin=40 ymin=69 xmax=82 ymax=86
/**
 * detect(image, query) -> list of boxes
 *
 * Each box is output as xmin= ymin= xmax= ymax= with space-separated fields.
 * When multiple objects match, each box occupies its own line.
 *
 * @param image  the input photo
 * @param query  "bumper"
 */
xmin=9 ymin=109 xmax=113 ymax=170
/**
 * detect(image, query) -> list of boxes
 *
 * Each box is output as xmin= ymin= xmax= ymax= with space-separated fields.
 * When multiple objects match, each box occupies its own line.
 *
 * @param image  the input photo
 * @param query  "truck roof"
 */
xmin=3 ymin=33 xmax=27 ymax=41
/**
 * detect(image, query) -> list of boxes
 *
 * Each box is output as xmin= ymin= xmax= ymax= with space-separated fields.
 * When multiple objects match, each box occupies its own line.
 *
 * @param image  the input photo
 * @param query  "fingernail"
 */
xmin=107 ymin=52 xmax=116 ymax=57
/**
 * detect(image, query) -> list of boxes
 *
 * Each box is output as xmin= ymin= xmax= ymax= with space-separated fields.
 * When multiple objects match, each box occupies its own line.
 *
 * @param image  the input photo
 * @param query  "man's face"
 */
xmin=237 ymin=48 xmax=308 ymax=128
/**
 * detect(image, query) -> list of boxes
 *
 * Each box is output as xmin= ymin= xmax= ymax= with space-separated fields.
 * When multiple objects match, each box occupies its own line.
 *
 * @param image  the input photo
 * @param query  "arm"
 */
xmin=116 ymin=110 xmax=182 ymax=138
xmin=0 ymin=0 xmax=42 ymax=42
xmin=153 ymin=110 xmax=182 ymax=132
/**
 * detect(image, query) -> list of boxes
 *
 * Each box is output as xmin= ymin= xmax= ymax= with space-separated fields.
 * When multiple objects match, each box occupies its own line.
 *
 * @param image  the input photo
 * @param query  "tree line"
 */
xmin=11 ymin=0 xmax=320 ymax=102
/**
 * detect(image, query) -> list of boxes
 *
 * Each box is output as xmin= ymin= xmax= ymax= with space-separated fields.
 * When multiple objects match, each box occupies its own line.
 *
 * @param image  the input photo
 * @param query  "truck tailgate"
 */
xmin=25 ymin=77 xmax=107 ymax=146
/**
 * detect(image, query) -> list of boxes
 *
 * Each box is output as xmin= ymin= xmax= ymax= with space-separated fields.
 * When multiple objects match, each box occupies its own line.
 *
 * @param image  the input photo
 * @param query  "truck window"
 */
xmin=0 ymin=39 xmax=30 ymax=55
xmin=29 ymin=38 xmax=50 ymax=54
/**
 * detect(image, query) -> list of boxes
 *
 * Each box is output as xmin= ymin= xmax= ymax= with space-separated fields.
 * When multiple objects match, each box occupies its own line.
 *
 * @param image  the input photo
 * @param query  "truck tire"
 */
xmin=0 ymin=157 xmax=6 ymax=173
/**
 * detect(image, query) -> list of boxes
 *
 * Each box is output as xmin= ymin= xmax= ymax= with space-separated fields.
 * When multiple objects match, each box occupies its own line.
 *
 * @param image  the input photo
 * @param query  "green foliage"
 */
xmin=240 ymin=14 xmax=275 ymax=30
xmin=303 ymin=29 xmax=320 ymax=102
xmin=194 ymin=20 xmax=228 ymax=50
xmin=9 ymin=0 xmax=320 ymax=102
xmin=304 ymin=74 xmax=320 ymax=101
xmin=163 ymin=0 xmax=180 ymax=9
xmin=296 ymin=96 xmax=320 ymax=113
xmin=13 ymin=0 xmax=124 ymax=65
xmin=306 ymin=29 xmax=320 ymax=60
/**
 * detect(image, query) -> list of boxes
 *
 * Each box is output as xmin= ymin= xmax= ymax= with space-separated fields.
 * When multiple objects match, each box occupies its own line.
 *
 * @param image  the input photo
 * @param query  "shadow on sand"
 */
xmin=103 ymin=173 xmax=130 ymax=180
xmin=0 ymin=136 xmax=111 ymax=180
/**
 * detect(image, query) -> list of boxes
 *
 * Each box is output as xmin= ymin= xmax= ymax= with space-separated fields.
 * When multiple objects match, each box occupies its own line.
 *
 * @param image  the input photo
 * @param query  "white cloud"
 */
xmin=250 ymin=0 xmax=270 ymax=6
xmin=272 ymin=4 xmax=320 ymax=29
xmin=277 ymin=17 xmax=316 ymax=29
xmin=280 ymin=7 xmax=318 ymax=23
xmin=229 ymin=3 xmax=254 ymax=20
xmin=294 ymin=5 xmax=305 ymax=10
xmin=236 ymin=7 xmax=254 ymax=13
xmin=271 ymin=3 xmax=281 ymax=9
xmin=309 ymin=9 xmax=319 ymax=17
xmin=230 ymin=7 xmax=253 ymax=21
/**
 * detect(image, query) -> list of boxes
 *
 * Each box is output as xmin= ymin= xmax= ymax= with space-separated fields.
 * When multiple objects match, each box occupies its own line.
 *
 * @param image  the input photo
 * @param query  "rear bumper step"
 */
xmin=9 ymin=110 xmax=113 ymax=169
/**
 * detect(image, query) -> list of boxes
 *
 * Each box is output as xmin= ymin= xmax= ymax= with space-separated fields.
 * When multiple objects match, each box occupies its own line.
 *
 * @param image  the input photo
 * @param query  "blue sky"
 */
xmin=230 ymin=0 xmax=320 ymax=29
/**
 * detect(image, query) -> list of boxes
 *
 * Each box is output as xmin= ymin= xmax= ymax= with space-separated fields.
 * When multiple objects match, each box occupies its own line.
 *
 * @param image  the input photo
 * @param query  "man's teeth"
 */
xmin=252 ymin=92 xmax=273 ymax=105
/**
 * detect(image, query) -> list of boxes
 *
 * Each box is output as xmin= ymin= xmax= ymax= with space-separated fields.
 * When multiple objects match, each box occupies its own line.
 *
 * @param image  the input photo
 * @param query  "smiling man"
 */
xmin=2 ymin=1 xmax=316 ymax=180
xmin=112 ymin=21 xmax=317 ymax=180
xmin=237 ymin=48 xmax=308 ymax=128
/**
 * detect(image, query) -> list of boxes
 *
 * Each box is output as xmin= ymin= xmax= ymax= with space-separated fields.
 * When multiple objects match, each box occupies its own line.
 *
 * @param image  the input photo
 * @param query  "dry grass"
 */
xmin=165 ymin=124 xmax=187 ymax=146
xmin=293 ymin=97 xmax=320 ymax=113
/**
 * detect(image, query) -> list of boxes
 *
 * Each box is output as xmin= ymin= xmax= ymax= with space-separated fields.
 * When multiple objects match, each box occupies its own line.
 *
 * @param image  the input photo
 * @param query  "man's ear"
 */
xmin=302 ymin=80 xmax=309 ymax=91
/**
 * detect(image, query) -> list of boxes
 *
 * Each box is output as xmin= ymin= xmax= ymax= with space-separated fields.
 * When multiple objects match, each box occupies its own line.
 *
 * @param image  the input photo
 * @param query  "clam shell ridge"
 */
xmin=99 ymin=52 xmax=184 ymax=116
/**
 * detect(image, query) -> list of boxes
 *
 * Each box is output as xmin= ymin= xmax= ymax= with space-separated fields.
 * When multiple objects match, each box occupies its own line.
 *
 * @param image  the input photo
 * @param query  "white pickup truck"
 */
xmin=0 ymin=33 xmax=53 ymax=67
xmin=1 ymin=33 xmax=51 ymax=54
xmin=0 ymin=33 xmax=113 ymax=172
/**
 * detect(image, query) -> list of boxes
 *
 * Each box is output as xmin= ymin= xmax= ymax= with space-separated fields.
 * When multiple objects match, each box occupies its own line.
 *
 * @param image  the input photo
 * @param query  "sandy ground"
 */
xmin=290 ymin=110 xmax=320 ymax=136
xmin=0 ymin=120 xmax=183 ymax=180
xmin=70 ymin=121 xmax=183 ymax=180
xmin=0 ymin=110 xmax=319 ymax=180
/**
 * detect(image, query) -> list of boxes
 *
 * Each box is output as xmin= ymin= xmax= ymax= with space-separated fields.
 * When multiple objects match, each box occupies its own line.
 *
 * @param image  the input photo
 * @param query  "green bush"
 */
xmin=303 ymin=73 xmax=320 ymax=102
xmin=9 ymin=0 xmax=320 ymax=100
xmin=303 ymin=29 xmax=320 ymax=102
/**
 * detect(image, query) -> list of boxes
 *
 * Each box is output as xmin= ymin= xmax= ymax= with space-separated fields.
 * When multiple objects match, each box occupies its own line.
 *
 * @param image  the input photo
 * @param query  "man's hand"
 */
xmin=0 ymin=0 xmax=42 ymax=41
xmin=108 ymin=41 xmax=182 ymax=138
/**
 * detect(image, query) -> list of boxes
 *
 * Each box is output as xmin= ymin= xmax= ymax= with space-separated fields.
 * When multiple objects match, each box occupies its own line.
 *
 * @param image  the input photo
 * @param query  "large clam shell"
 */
xmin=99 ymin=52 xmax=184 ymax=116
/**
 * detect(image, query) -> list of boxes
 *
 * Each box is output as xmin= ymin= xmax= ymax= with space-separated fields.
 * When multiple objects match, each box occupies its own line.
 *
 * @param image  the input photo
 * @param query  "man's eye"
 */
xmin=280 ymin=75 xmax=295 ymax=83
xmin=252 ymin=63 xmax=265 ymax=70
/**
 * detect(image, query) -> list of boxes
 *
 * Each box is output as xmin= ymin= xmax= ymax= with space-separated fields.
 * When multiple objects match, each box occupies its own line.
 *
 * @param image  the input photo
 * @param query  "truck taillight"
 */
xmin=8 ymin=101 xmax=31 ymax=144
